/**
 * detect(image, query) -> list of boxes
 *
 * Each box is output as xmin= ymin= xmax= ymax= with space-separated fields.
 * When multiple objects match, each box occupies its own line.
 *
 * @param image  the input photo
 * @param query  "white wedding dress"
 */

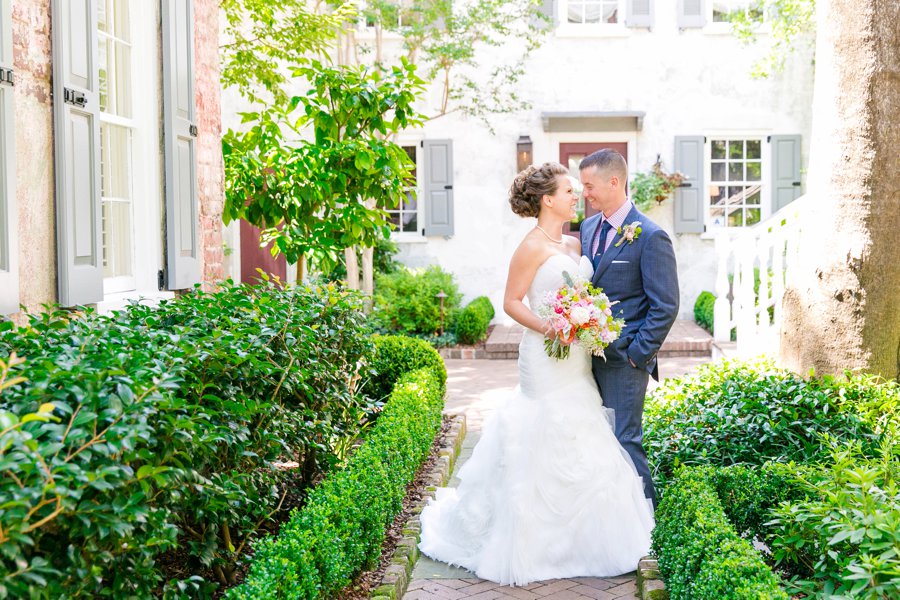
xmin=418 ymin=254 xmax=654 ymax=586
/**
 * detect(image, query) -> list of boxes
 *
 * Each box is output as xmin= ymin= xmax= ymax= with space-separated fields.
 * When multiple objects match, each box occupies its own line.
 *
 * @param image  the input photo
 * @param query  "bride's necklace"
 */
xmin=535 ymin=225 xmax=564 ymax=244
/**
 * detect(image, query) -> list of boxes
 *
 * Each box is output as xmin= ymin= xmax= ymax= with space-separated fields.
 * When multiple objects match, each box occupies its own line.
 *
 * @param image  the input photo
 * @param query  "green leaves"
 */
xmin=370 ymin=266 xmax=462 ymax=337
xmin=223 ymin=61 xmax=425 ymax=273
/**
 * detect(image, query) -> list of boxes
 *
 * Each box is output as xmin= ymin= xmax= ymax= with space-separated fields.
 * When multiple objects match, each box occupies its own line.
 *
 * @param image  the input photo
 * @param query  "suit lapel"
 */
xmin=582 ymin=215 xmax=601 ymax=260
xmin=594 ymin=205 xmax=642 ymax=280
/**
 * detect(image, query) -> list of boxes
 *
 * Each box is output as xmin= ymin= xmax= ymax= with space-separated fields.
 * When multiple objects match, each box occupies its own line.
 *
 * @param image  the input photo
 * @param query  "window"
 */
xmin=708 ymin=138 xmax=763 ymax=228
xmin=382 ymin=145 xmax=419 ymax=234
xmin=710 ymin=0 xmax=764 ymax=24
xmin=98 ymin=0 xmax=135 ymax=293
xmin=567 ymin=0 xmax=620 ymax=24
xmin=358 ymin=0 xmax=408 ymax=31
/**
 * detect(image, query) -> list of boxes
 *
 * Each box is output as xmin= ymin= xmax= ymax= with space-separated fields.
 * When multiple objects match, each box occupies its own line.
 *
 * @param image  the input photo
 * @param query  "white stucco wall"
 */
xmin=220 ymin=2 xmax=815 ymax=321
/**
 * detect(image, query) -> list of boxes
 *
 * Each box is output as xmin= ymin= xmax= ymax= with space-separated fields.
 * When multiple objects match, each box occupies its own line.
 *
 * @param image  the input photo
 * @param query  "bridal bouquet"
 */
xmin=536 ymin=272 xmax=624 ymax=360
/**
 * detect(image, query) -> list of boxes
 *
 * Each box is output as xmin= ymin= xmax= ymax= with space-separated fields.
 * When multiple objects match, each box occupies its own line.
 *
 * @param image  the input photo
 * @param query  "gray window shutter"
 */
xmin=770 ymin=135 xmax=802 ymax=212
xmin=626 ymin=0 xmax=654 ymax=28
xmin=674 ymin=136 xmax=705 ymax=233
xmin=423 ymin=140 xmax=454 ymax=237
xmin=540 ymin=0 xmax=558 ymax=26
xmin=677 ymin=0 xmax=706 ymax=28
xmin=52 ymin=0 xmax=103 ymax=307
xmin=0 ymin=0 xmax=18 ymax=314
xmin=162 ymin=0 xmax=200 ymax=290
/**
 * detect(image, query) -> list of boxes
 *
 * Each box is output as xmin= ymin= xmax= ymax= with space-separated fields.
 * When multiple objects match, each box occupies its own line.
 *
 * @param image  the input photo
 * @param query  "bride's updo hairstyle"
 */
xmin=508 ymin=162 xmax=569 ymax=218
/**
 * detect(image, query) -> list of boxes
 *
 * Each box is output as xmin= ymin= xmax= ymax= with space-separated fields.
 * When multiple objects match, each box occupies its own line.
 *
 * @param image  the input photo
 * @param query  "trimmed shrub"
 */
xmin=0 ymin=280 xmax=371 ymax=597
xmin=652 ymin=466 xmax=789 ymax=600
xmin=455 ymin=296 xmax=495 ymax=345
xmin=226 ymin=366 xmax=445 ymax=600
xmin=363 ymin=335 xmax=447 ymax=401
xmin=693 ymin=291 xmax=715 ymax=333
xmin=644 ymin=358 xmax=883 ymax=489
xmin=372 ymin=266 xmax=461 ymax=335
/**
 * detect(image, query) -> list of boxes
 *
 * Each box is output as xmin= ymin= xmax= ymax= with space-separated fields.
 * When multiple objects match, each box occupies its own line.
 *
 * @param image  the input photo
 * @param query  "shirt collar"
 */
xmin=601 ymin=200 xmax=633 ymax=230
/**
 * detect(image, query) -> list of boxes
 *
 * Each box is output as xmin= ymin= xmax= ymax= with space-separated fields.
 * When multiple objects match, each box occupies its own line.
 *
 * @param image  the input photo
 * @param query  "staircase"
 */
xmin=712 ymin=195 xmax=811 ymax=356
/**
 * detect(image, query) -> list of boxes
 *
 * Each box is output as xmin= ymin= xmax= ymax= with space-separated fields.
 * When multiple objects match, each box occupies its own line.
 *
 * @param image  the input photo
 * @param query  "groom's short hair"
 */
xmin=580 ymin=149 xmax=627 ymax=181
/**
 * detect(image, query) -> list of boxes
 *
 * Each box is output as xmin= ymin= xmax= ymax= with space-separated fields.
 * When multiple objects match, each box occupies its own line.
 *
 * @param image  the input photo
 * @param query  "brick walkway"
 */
xmin=407 ymin=354 xmax=710 ymax=600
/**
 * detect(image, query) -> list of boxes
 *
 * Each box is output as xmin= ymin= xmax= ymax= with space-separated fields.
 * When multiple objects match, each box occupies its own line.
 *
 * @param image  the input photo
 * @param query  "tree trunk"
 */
xmin=344 ymin=246 xmax=360 ymax=290
xmin=362 ymin=245 xmax=374 ymax=301
xmin=780 ymin=0 xmax=900 ymax=380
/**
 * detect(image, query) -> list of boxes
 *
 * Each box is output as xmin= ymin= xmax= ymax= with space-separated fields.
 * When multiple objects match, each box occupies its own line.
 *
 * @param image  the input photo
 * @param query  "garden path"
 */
xmin=406 ymin=355 xmax=709 ymax=600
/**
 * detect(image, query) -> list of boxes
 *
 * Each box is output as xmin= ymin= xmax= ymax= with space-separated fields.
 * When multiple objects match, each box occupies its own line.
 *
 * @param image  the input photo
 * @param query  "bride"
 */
xmin=418 ymin=162 xmax=654 ymax=586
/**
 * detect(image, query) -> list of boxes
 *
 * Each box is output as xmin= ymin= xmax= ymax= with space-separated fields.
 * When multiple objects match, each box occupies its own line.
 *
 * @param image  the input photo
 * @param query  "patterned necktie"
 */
xmin=592 ymin=220 xmax=613 ymax=270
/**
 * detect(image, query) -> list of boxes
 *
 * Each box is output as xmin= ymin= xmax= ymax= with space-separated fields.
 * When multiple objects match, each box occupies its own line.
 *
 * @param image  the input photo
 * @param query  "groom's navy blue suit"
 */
xmin=581 ymin=205 xmax=679 ymax=507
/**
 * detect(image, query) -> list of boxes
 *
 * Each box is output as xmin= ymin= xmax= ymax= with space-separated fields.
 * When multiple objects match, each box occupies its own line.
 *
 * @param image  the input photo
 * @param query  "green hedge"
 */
xmin=226 ymin=354 xmax=445 ymax=599
xmin=0 ymin=280 xmax=371 ymax=598
xmin=455 ymin=296 xmax=495 ymax=345
xmin=652 ymin=466 xmax=789 ymax=600
xmin=693 ymin=291 xmax=715 ymax=333
xmin=363 ymin=334 xmax=447 ymax=401
xmin=372 ymin=266 xmax=461 ymax=336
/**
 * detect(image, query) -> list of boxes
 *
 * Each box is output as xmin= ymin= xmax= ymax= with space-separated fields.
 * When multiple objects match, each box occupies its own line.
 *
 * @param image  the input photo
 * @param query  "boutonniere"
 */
xmin=614 ymin=221 xmax=642 ymax=247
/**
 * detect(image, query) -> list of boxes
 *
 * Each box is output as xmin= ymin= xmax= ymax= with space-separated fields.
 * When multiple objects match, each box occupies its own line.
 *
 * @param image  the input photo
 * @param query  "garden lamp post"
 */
xmin=436 ymin=291 xmax=448 ymax=335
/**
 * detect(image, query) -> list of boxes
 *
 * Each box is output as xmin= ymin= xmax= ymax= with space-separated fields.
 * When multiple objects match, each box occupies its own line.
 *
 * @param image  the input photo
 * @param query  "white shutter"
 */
xmin=52 ymin=0 xmax=103 ymax=307
xmin=422 ymin=140 xmax=454 ymax=237
xmin=771 ymin=135 xmax=802 ymax=212
xmin=674 ymin=136 xmax=705 ymax=234
xmin=162 ymin=0 xmax=200 ymax=290
xmin=677 ymin=0 xmax=706 ymax=28
xmin=626 ymin=0 xmax=654 ymax=28
xmin=0 ymin=0 xmax=17 ymax=313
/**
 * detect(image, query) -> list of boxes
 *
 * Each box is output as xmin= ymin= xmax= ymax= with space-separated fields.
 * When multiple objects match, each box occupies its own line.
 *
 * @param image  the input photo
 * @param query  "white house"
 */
xmin=222 ymin=0 xmax=815 ymax=321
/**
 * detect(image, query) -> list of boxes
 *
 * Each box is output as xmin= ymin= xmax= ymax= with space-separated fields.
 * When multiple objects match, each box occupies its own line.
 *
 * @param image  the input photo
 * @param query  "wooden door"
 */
xmin=240 ymin=220 xmax=286 ymax=283
xmin=559 ymin=142 xmax=627 ymax=236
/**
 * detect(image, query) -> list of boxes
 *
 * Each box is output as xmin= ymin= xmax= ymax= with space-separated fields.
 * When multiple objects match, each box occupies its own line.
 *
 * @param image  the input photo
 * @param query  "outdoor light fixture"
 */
xmin=516 ymin=135 xmax=533 ymax=172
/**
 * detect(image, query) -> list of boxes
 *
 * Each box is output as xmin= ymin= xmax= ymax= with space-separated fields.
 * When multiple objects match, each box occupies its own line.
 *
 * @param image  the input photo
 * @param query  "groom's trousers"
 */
xmin=593 ymin=364 xmax=656 ymax=508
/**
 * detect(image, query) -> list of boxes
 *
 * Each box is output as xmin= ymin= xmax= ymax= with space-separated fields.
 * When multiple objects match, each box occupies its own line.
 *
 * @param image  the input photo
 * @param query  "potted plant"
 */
xmin=630 ymin=155 xmax=685 ymax=212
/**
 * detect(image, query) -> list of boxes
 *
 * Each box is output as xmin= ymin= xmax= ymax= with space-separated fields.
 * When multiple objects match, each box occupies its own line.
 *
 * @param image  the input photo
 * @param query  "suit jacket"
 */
xmin=580 ymin=205 xmax=679 ymax=380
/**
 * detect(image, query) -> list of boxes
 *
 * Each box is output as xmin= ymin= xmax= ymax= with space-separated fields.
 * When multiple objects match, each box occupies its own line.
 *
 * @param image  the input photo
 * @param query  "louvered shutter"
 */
xmin=162 ymin=0 xmax=200 ymax=289
xmin=52 ymin=0 xmax=103 ymax=306
xmin=627 ymin=0 xmax=654 ymax=28
xmin=674 ymin=136 xmax=705 ymax=233
xmin=0 ymin=0 xmax=17 ymax=313
xmin=770 ymin=135 xmax=802 ymax=212
xmin=678 ymin=0 xmax=706 ymax=28
xmin=422 ymin=140 xmax=454 ymax=237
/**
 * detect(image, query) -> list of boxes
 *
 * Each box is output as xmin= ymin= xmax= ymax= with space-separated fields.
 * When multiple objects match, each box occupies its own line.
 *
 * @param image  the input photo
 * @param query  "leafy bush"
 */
xmin=652 ymin=466 xmax=789 ymax=600
xmin=767 ymin=439 xmax=900 ymax=599
xmin=323 ymin=236 xmax=402 ymax=282
xmin=693 ymin=291 xmax=715 ymax=333
xmin=226 ymin=366 xmax=445 ymax=600
xmin=372 ymin=266 xmax=461 ymax=335
xmin=644 ymin=358 xmax=882 ymax=489
xmin=363 ymin=335 xmax=447 ymax=401
xmin=455 ymin=296 xmax=495 ymax=345
xmin=0 ymin=280 xmax=371 ymax=597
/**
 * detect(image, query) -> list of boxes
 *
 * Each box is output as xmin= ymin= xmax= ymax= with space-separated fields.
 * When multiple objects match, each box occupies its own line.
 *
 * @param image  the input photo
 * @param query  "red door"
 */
xmin=559 ymin=142 xmax=628 ymax=236
xmin=240 ymin=220 xmax=287 ymax=283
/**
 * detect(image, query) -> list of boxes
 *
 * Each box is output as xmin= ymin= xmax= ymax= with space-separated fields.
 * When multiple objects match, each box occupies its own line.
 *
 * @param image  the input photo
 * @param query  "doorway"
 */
xmin=559 ymin=142 xmax=628 ymax=236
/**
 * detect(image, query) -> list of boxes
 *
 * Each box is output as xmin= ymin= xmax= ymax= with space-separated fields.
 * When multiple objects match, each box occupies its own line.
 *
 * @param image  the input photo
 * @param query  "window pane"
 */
xmin=102 ymin=200 xmax=133 ymax=278
xmin=728 ymin=162 xmax=743 ymax=182
xmin=727 ymin=207 xmax=743 ymax=227
xmin=746 ymin=139 xmax=761 ymax=159
xmin=711 ymin=162 xmax=726 ymax=181
xmin=746 ymin=160 xmax=761 ymax=181
xmin=746 ymin=188 xmax=761 ymax=205
xmin=746 ymin=207 xmax=761 ymax=225
xmin=98 ymin=37 xmax=132 ymax=117
xmin=604 ymin=0 xmax=618 ymax=23
xmin=101 ymin=124 xmax=131 ymax=199
xmin=728 ymin=140 xmax=743 ymax=159
xmin=710 ymin=206 xmax=725 ymax=227
xmin=709 ymin=186 xmax=724 ymax=205
xmin=711 ymin=140 xmax=726 ymax=159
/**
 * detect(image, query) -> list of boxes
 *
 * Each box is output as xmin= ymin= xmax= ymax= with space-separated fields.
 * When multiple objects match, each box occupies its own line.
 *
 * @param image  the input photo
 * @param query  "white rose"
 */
xmin=570 ymin=306 xmax=591 ymax=326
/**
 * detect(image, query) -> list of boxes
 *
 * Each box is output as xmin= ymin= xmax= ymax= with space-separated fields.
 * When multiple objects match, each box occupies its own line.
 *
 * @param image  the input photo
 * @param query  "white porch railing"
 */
xmin=713 ymin=195 xmax=811 ymax=356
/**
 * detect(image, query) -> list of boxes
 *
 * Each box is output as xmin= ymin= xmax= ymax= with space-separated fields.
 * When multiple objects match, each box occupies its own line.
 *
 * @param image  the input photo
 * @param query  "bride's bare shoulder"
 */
xmin=511 ymin=232 xmax=552 ymax=269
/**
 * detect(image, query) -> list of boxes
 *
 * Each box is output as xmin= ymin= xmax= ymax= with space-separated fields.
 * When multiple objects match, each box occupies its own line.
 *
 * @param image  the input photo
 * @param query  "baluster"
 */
xmin=713 ymin=233 xmax=732 ymax=342
xmin=757 ymin=232 xmax=770 ymax=334
xmin=737 ymin=237 xmax=757 ymax=355
xmin=771 ymin=230 xmax=785 ymax=333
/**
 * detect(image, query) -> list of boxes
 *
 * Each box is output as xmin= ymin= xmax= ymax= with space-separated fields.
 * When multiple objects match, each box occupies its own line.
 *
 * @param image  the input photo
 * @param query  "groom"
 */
xmin=579 ymin=149 xmax=679 ymax=509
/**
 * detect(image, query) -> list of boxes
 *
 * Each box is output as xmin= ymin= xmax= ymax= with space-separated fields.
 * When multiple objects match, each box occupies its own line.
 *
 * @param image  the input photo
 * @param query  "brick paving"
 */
xmin=408 ymin=349 xmax=712 ymax=600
